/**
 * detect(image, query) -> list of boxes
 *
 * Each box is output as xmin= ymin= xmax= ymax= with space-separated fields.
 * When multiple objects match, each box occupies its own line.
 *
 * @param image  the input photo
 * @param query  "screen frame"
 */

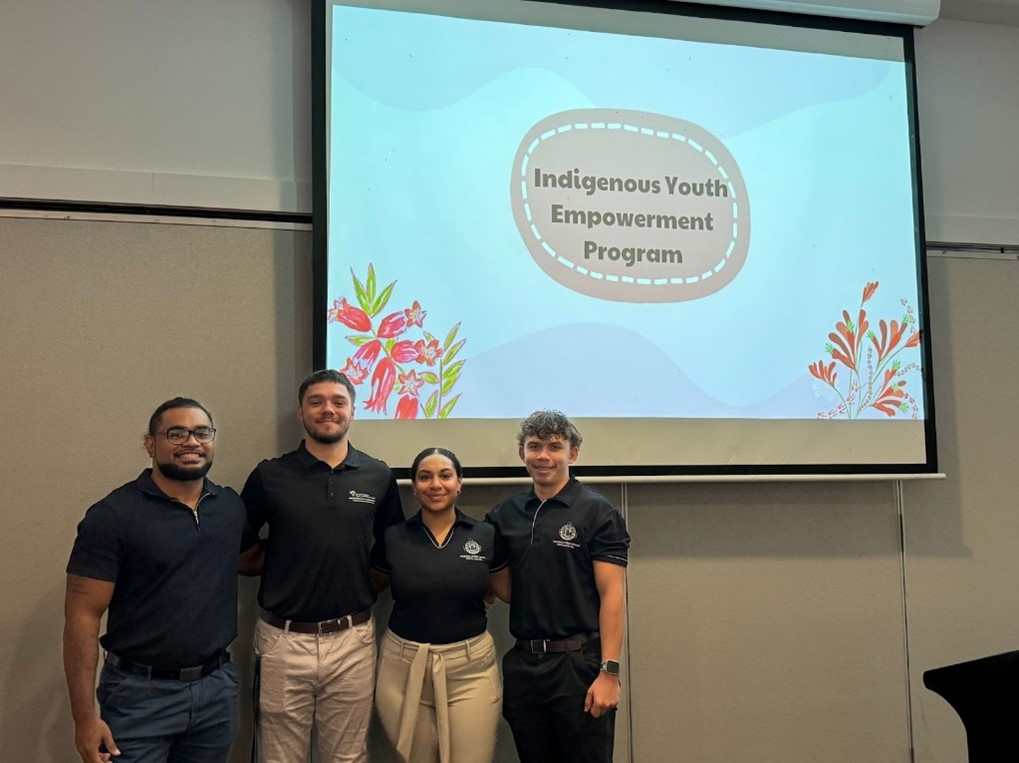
xmin=310 ymin=0 xmax=938 ymax=480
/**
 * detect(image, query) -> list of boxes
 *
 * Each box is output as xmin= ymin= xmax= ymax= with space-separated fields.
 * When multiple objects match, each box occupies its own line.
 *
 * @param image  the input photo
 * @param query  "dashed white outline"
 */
xmin=518 ymin=119 xmax=743 ymax=288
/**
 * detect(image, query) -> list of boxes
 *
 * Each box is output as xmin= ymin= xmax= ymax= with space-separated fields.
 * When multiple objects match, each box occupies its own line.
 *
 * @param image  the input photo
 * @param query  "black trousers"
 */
xmin=502 ymin=639 xmax=615 ymax=763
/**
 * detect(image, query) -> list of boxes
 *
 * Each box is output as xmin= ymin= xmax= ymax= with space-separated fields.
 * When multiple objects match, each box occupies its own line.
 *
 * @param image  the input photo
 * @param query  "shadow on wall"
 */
xmin=2 ymin=581 xmax=79 ymax=761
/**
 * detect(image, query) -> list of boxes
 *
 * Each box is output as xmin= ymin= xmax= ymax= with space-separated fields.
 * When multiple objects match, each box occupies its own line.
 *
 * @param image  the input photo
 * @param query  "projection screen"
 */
xmin=312 ymin=0 xmax=937 ymax=478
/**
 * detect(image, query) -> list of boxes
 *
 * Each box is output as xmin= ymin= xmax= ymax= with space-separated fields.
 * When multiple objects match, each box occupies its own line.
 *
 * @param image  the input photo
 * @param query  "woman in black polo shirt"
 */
xmin=375 ymin=447 xmax=506 ymax=763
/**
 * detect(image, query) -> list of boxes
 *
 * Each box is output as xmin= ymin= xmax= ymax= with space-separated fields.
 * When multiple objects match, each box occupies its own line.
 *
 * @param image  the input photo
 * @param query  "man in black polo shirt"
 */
xmin=487 ymin=410 xmax=630 ymax=763
xmin=239 ymin=369 xmax=403 ymax=763
xmin=64 ymin=397 xmax=246 ymax=763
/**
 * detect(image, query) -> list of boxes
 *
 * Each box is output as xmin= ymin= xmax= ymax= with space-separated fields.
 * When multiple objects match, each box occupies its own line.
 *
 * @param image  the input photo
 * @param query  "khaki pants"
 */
xmin=253 ymin=616 xmax=376 ymax=763
xmin=375 ymin=629 xmax=502 ymax=763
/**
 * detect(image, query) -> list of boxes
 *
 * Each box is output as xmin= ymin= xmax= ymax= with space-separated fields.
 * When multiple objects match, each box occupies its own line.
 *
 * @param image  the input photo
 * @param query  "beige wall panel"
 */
xmin=0 ymin=216 xmax=312 ymax=762
xmin=626 ymin=481 xmax=911 ymax=762
xmin=902 ymin=256 xmax=1019 ymax=763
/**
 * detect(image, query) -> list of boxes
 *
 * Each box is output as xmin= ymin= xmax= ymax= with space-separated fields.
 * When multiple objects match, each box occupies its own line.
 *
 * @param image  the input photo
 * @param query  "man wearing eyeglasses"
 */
xmin=63 ymin=397 xmax=248 ymax=763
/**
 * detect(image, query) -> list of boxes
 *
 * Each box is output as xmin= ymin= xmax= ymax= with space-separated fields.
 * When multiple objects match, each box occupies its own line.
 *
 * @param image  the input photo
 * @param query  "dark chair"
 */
xmin=923 ymin=650 xmax=1019 ymax=762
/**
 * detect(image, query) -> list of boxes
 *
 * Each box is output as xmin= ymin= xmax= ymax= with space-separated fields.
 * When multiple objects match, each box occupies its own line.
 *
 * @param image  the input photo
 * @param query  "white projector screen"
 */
xmin=311 ymin=0 xmax=937 ymax=478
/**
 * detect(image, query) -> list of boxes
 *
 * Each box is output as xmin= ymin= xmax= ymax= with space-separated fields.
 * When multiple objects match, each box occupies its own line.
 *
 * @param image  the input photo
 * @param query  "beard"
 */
xmin=303 ymin=417 xmax=350 ymax=445
xmin=156 ymin=460 xmax=212 ymax=481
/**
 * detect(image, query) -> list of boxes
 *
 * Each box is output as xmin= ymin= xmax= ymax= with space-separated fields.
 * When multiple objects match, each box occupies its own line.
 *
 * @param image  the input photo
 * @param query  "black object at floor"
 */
xmin=923 ymin=650 xmax=1019 ymax=763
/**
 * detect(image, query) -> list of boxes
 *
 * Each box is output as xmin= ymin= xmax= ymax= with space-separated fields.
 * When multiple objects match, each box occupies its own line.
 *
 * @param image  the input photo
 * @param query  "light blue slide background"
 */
xmin=326 ymin=5 xmax=925 ymax=420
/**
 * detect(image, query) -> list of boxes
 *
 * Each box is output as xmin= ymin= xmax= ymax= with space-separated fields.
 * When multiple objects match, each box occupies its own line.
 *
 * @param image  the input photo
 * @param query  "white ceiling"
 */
xmin=939 ymin=0 xmax=1019 ymax=26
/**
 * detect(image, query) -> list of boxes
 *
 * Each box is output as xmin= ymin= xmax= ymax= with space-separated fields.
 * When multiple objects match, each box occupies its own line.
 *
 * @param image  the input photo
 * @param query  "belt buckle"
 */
xmin=529 ymin=639 xmax=547 ymax=654
xmin=179 ymin=665 xmax=203 ymax=682
xmin=319 ymin=617 xmax=345 ymax=634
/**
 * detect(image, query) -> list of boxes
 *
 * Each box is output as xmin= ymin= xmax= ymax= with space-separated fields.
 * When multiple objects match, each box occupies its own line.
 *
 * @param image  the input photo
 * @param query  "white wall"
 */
xmin=3 ymin=2 xmax=1019 ymax=245
xmin=914 ymin=19 xmax=1019 ymax=244
xmin=0 ymin=0 xmax=311 ymax=212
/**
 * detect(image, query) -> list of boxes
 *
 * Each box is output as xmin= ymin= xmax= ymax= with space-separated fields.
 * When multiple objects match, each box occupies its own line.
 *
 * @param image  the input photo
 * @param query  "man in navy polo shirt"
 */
xmin=487 ymin=410 xmax=630 ymax=763
xmin=239 ymin=369 xmax=404 ymax=762
xmin=64 ymin=397 xmax=247 ymax=763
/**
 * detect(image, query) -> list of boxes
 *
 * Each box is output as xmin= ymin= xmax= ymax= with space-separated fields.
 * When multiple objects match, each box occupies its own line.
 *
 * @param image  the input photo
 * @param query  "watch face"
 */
xmin=602 ymin=660 xmax=621 ymax=675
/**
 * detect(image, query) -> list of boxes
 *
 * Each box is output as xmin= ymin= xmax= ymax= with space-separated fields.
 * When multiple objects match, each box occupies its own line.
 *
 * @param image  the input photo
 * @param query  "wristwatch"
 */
xmin=600 ymin=659 xmax=621 ymax=676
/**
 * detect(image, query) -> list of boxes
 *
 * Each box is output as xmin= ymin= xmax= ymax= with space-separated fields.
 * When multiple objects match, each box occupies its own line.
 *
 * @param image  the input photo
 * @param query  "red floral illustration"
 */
xmin=377 ymin=311 xmax=408 ymax=339
xmin=327 ymin=264 xmax=467 ymax=419
xmin=414 ymin=338 xmax=443 ymax=366
xmin=328 ymin=298 xmax=371 ymax=332
xmin=339 ymin=339 xmax=381 ymax=385
xmin=404 ymin=300 xmax=426 ymax=328
xmin=809 ymin=282 xmax=923 ymax=419
xmin=807 ymin=360 xmax=837 ymax=387
xmin=397 ymin=369 xmax=425 ymax=397
xmin=395 ymin=395 xmax=419 ymax=419
xmin=391 ymin=340 xmax=418 ymax=363
xmin=365 ymin=358 xmax=396 ymax=414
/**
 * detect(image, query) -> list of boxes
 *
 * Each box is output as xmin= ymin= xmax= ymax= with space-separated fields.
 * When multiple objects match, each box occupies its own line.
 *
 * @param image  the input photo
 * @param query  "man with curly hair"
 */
xmin=487 ymin=410 xmax=630 ymax=763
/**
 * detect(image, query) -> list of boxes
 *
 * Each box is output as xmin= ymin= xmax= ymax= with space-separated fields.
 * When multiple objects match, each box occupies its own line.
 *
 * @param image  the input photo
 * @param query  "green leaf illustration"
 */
xmin=424 ymin=390 xmax=439 ymax=418
xmin=371 ymin=281 xmax=396 ymax=317
xmin=347 ymin=335 xmax=373 ymax=346
xmin=366 ymin=263 xmax=377 ymax=303
xmin=443 ymin=322 xmax=461 ymax=351
xmin=444 ymin=339 xmax=466 ymax=365
xmin=351 ymin=269 xmax=371 ymax=315
xmin=439 ymin=394 xmax=461 ymax=419
xmin=420 ymin=372 xmax=440 ymax=385
xmin=441 ymin=360 xmax=464 ymax=394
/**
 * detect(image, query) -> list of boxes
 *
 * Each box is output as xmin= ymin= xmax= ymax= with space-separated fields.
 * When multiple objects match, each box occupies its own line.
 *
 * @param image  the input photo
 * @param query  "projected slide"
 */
xmin=320 ymin=0 xmax=932 ymax=471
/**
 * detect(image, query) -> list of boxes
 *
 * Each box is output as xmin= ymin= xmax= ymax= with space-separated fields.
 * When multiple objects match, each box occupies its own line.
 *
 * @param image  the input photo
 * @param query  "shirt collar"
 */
xmin=296 ymin=439 xmax=363 ymax=470
xmin=136 ymin=468 xmax=220 ymax=500
xmin=407 ymin=507 xmax=476 ymax=528
xmin=527 ymin=476 xmax=582 ymax=508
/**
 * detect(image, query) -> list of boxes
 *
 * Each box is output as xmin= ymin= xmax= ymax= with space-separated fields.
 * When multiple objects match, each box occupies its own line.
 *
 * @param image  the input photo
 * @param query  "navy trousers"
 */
xmin=97 ymin=659 xmax=239 ymax=763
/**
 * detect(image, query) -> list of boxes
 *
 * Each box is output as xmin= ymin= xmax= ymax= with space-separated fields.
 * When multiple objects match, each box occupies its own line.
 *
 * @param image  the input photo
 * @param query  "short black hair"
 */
xmin=411 ymin=447 xmax=463 ymax=480
xmin=148 ymin=397 xmax=213 ymax=436
xmin=517 ymin=409 xmax=583 ymax=450
xmin=298 ymin=369 xmax=356 ymax=405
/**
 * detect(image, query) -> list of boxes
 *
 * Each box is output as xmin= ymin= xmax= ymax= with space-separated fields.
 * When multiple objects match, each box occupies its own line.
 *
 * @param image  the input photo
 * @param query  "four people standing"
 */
xmin=64 ymin=381 xmax=628 ymax=763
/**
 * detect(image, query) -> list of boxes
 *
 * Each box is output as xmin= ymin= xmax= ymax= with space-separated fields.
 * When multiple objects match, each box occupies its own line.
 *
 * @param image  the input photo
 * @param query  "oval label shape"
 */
xmin=510 ymin=109 xmax=750 ymax=303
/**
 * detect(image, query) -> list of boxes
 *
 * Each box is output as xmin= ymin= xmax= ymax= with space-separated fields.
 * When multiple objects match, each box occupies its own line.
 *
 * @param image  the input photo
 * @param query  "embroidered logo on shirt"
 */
xmin=554 ymin=522 xmax=581 ymax=550
xmin=347 ymin=490 xmax=377 ymax=505
xmin=460 ymin=537 xmax=486 ymax=562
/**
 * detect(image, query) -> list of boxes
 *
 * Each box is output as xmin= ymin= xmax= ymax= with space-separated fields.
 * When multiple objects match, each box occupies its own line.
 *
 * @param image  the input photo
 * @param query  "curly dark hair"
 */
xmin=516 ymin=410 xmax=582 ymax=449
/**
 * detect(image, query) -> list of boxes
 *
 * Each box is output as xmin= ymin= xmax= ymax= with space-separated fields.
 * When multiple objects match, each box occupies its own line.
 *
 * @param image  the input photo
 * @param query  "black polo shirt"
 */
xmin=241 ymin=441 xmax=404 ymax=622
xmin=378 ymin=510 xmax=506 ymax=644
xmin=486 ymin=477 xmax=629 ymax=641
xmin=66 ymin=469 xmax=247 ymax=667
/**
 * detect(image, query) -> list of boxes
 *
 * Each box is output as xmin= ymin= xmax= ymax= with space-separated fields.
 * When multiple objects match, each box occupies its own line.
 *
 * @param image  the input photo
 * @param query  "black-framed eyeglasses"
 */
xmin=153 ymin=426 xmax=217 ymax=444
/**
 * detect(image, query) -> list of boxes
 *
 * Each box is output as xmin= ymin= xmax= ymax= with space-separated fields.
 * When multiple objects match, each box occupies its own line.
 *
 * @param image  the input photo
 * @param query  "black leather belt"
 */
xmin=106 ymin=651 xmax=229 ymax=681
xmin=518 ymin=632 xmax=598 ymax=654
xmin=259 ymin=608 xmax=371 ymax=634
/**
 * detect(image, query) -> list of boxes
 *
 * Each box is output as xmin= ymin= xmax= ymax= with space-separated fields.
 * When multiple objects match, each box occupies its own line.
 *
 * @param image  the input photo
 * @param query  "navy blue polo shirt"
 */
xmin=241 ymin=441 xmax=404 ymax=622
xmin=486 ymin=477 xmax=630 ymax=641
xmin=378 ymin=509 xmax=506 ymax=644
xmin=66 ymin=469 xmax=247 ymax=667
